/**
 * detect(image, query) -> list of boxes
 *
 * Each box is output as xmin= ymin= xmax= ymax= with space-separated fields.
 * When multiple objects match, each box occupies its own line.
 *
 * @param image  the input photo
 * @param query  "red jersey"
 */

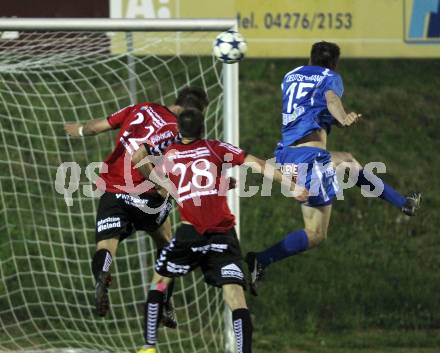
xmin=163 ymin=139 xmax=246 ymax=234
xmin=98 ymin=102 xmax=178 ymax=194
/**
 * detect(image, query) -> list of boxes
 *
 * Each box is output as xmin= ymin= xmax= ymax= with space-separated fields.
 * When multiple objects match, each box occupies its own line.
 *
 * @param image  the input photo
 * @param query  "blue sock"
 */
xmin=356 ymin=169 xmax=406 ymax=209
xmin=256 ymin=229 xmax=309 ymax=268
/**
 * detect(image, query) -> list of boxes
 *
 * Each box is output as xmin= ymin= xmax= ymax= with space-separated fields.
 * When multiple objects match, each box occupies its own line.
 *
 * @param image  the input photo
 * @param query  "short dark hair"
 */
xmin=310 ymin=41 xmax=340 ymax=70
xmin=175 ymin=86 xmax=209 ymax=111
xmin=178 ymin=108 xmax=204 ymax=139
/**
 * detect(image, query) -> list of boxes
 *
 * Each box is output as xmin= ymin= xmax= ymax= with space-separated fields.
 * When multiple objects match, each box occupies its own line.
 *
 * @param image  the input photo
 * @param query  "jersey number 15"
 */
xmin=285 ymin=82 xmax=315 ymax=113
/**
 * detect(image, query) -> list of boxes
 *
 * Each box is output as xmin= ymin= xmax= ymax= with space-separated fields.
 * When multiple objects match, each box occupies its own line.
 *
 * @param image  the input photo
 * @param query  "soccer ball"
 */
xmin=213 ymin=30 xmax=247 ymax=64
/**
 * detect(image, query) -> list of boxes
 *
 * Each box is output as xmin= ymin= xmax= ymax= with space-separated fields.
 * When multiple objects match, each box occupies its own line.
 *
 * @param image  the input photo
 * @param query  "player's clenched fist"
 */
xmin=64 ymin=122 xmax=82 ymax=137
xmin=343 ymin=112 xmax=362 ymax=126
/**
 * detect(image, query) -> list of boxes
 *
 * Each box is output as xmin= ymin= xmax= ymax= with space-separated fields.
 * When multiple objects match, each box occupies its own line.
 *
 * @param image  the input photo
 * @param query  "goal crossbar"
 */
xmin=0 ymin=18 xmax=236 ymax=32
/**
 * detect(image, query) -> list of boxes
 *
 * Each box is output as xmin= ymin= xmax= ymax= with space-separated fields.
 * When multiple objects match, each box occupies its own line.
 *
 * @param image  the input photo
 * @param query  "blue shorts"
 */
xmin=275 ymin=144 xmax=339 ymax=207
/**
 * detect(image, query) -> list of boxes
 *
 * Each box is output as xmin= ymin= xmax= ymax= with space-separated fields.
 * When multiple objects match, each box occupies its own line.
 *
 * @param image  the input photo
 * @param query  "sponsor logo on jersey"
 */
xmin=281 ymin=163 xmax=298 ymax=178
xmin=115 ymin=193 xmax=150 ymax=207
xmin=97 ymin=217 xmax=121 ymax=232
xmin=282 ymin=105 xmax=305 ymax=125
xmin=324 ymin=166 xmax=336 ymax=178
xmin=221 ymin=264 xmax=244 ymax=280
xmin=150 ymin=135 xmax=181 ymax=155
xmin=285 ymin=73 xmax=326 ymax=83
xmin=280 ymin=162 xmax=335 ymax=180
xmin=150 ymin=130 xmax=174 ymax=144
xmin=191 ymin=243 xmax=228 ymax=254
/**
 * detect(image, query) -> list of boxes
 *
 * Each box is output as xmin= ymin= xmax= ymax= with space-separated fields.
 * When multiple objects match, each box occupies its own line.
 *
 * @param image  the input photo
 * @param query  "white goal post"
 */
xmin=0 ymin=18 xmax=239 ymax=353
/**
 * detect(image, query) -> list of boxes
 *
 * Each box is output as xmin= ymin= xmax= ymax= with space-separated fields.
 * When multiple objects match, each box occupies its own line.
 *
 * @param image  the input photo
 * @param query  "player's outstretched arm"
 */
xmin=243 ymin=154 xmax=308 ymax=202
xmin=64 ymin=118 xmax=113 ymax=137
xmin=325 ymin=90 xmax=361 ymax=127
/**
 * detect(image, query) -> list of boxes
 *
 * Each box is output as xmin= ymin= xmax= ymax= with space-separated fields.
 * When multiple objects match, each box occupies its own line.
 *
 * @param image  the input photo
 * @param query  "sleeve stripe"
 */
xmin=219 ymin=142 xmax=242 ymax=155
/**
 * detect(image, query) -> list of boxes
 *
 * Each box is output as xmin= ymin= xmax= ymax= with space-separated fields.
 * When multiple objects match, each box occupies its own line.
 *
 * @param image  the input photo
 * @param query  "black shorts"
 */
xmin=155 ymin=224 xmax=246 ymax=288
xmin=95 ymin=192 xmax=171 ymax=243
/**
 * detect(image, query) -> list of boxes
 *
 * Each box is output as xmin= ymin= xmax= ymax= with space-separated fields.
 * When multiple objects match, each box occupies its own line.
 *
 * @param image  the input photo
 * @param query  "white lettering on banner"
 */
xmin=110 ymin=0 xmax=171 ymax=19
xmin=127 ymin=0 xmax=154 ymax=19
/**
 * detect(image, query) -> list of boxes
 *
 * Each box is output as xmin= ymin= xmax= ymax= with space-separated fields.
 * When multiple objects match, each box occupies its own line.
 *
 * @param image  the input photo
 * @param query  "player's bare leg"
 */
xmin=301 ymin=204 xmax=332 ymax=248
xmin=96 ymin=237 xmax=120 ymax=256
xmin=91 ymin=217 xmax=175 ymax=320
xmin=92 ymin=237 xmax=120 ymax=317
xmin=223 ymin=284 xmax=247 ymax=310
xmin=223 ymin=284 xmax=253 ymax=353
xmin=247 ymin=204 xmax=331 ymax=296
xmin=138 ymin=273 xmax=173 ymax=353
xmin=149 ymin=218 xmax=177 ymax=329
xmin=331 ymin=151 xmax=421 ymax=215
xmin=150 ymin=217 xmax=172 ymax=248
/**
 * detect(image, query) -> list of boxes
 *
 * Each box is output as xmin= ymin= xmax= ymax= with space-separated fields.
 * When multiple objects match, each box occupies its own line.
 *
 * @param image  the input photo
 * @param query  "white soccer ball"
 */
xmin=213 ymin=30 xmax=247 ymax=64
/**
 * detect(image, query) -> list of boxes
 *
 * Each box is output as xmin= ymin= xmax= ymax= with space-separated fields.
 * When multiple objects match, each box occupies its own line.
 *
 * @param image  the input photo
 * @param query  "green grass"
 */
xmin=253 ymin=330 xmax=440 ymax=353
xmin=1 ymin=57 xmax=440 ymax=352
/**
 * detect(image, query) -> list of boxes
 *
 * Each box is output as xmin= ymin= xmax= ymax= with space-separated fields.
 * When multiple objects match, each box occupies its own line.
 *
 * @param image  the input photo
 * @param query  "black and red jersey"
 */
xmin=98 ymin=102 xmax=178 ymax=193
xmin=163 ymin=139 xmax=246 ymax=234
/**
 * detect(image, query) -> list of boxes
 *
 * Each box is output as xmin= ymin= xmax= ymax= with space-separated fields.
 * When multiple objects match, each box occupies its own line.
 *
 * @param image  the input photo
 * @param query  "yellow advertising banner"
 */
xmin=109 ymin=0 xmax=440 ymax=58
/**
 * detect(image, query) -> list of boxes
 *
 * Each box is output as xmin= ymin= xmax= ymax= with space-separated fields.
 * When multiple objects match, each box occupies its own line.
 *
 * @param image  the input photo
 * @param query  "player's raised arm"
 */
xmin=64 ymin=118 xmax=113 ymax=137
xmin=65 ymin=104 xmax=134 ymax=137
xmin=243 ymin=154 xmax=308 ymax=202
xmin=325 ymin=90 xmax=361 ymax=127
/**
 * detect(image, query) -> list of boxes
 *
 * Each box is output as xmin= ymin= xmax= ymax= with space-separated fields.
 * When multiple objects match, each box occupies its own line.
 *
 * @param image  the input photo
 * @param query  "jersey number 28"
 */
xmin=171 ymin=158 xmax=214 ymax=195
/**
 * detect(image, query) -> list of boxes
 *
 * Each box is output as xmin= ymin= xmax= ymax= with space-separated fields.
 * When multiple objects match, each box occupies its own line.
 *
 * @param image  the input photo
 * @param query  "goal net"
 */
xmin=0 ymin=19 xmax=238 ymax=353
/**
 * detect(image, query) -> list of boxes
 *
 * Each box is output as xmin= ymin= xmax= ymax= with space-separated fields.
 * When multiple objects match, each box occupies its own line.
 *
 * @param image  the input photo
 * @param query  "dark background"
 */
xmin=1 ymin=0 xmax=108 ymax=17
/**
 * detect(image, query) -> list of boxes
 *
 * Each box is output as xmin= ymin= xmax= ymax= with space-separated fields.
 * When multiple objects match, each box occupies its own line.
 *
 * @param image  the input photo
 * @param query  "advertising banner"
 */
xmin=109 ymin=0 xmax=440 ymax=58
xmin=1 ymin=0 xmax=439 ymax=57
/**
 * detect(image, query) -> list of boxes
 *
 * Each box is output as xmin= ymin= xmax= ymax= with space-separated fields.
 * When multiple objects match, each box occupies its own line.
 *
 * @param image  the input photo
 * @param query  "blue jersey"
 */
xmin=280 ymin=65 xmax=344 ymax=146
